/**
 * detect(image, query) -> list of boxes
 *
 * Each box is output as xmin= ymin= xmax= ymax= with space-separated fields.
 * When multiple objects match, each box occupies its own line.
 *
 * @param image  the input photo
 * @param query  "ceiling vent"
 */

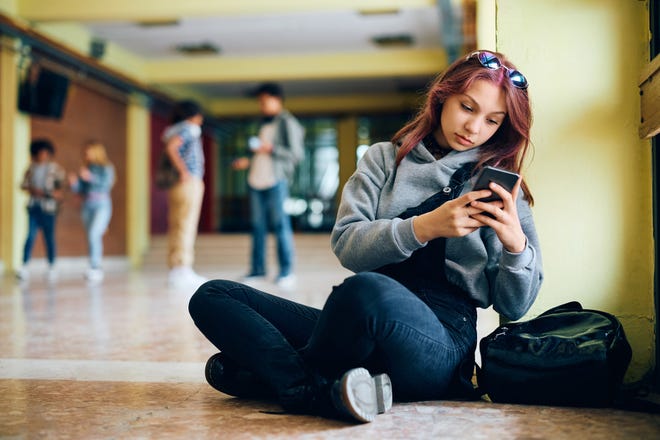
xmin=371 ymin=34 xmax=414 ymax=48
xmin=175 ymin=42 xmax=220 ymax=56
xmin=358 ymin=9 xmax=400 ymax=16
xmin=136 ymin=19 xmax=180 ymax=28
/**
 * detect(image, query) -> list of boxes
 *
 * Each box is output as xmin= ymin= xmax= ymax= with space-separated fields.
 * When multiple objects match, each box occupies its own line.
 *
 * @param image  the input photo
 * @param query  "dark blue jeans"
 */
xmin=189 ymin=271 xmax=477 ymax=402
xmin=23 ymin=205 xmax=57 ymax=265
xmin=248 ymin=180 xmax=294 ymax=278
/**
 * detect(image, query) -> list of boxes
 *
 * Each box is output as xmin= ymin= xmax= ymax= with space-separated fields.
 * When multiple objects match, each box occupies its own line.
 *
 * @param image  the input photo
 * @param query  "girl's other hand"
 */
xmin=413 ymin=189 xmax=493 ymax=242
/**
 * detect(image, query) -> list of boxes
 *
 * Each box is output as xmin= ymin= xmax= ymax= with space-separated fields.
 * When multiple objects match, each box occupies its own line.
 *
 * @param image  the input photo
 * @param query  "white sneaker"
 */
xmin=168 ymin=267 xmax=187 ymax=288
xmin=276 ymin=274 xmax=297 ymax=290
xmin=46 ymin=267 xmax=58 ymax=282
xmin=186 ymin=268 xmax=208 ymax=287
xmin=85 ymin=268 xmax=104 ymax=282
xmin=168 ymin=267 xmax=207 ymax=290
xmin=333 ymin=368 xmax=393 ymax=423
xmin=15 ymin=266 xmax=29 ymax=281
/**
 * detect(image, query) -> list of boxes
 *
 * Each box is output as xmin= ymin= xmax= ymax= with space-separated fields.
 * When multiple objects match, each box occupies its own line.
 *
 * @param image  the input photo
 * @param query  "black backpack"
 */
xmin=477 ymin=301 xmax=632 ymax=407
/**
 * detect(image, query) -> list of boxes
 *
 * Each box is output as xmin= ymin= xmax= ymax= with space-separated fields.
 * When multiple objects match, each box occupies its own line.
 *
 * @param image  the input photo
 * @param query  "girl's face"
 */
xmin=434 ymin=79 xmax=507 ymax=151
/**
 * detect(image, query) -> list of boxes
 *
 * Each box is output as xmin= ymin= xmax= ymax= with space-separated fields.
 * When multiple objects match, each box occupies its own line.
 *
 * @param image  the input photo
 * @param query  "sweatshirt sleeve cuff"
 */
xmin=499 ymin=237 xmax=534 ymax=271
xmin=397 ymin=217 xmax=425 ymax=251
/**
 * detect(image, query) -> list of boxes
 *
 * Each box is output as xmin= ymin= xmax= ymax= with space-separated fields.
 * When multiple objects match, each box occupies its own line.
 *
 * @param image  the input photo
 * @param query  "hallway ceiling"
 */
xmin=87 ymin=7 xmax=444 ymax=99
xmin=16 ymin=1 xmax=474 ymax=104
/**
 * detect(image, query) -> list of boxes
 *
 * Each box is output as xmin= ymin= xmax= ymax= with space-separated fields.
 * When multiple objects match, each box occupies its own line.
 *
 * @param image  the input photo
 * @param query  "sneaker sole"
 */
xmin=339 ymin=368 xmax=393 ymax=423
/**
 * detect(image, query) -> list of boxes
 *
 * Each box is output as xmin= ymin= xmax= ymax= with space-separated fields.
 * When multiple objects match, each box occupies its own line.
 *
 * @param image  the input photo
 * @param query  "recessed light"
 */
xmin=136 ymin=19 xmax=180 ymax=28
xmin=371 ymin=34 xmax=414 ymax=47
xmin=358 ymin=9 xmax=400 ymax=16
xmin=175 ymin=42 xmax=220 ymax=55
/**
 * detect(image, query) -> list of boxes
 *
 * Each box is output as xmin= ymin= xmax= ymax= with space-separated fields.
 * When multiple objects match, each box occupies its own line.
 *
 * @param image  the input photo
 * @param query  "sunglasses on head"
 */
xmin=467 ymin=51 xmax=529 ymax=89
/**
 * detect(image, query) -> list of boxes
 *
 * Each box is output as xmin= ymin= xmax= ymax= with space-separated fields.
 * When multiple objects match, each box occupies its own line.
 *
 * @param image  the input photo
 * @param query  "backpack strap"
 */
xmin=538 ymin=301 xmax=583 ymax=317
xmin=278 ymin=116 xmax=289 ymax=149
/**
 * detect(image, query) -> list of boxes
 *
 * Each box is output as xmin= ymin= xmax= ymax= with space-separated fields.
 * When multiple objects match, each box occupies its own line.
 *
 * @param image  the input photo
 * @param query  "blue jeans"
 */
xmin=189 ymin=272 xmax=477 ymax=402
xmin=248 ymin=180 xmax=294 ymax=277
xmin=23 ymin=205 xmax=57 ymax=265
xmin=82 ymin=199 xmax=112 ymax=269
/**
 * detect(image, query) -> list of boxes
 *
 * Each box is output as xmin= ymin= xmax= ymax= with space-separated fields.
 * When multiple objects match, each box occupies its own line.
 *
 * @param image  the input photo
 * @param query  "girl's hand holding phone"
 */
xmin=470 ymin=179 xmax=527 ymax=253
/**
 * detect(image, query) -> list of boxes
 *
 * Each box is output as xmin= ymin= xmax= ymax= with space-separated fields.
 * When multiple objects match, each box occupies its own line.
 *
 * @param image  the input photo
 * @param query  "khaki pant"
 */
xmin=167 ymin=177 xmax=204 ymax=269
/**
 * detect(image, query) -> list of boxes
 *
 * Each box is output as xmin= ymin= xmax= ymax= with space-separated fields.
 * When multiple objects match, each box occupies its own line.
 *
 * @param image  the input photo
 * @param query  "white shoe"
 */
xmin=85 ymin=268 xmax=104 ymax=282
xmin=276 ymin=274 xmax=297 ymax=290
xmin=168 ymin=267 xmax=188 ymax=288
xmin=46 ymin=267 xmax=58 ymax=282
xmin=334 ymin=368 xmax=393 ymax=423
xmin=168 ymin=267 xmax=207 ymax=290
xmin=186 ymin=268 xmax=208 ymax=287
xmin=15 ymin=266 xmax=29 ymax=281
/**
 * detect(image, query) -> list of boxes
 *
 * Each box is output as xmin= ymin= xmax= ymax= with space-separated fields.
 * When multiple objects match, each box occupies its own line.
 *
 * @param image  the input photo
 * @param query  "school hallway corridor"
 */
xmin=1 ymin=234 xmax=659 ymax=439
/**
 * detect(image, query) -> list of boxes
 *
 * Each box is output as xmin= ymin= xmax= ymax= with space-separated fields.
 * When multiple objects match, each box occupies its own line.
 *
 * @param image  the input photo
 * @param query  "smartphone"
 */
xmin=473 ymin=166 xmax=520 ymax=202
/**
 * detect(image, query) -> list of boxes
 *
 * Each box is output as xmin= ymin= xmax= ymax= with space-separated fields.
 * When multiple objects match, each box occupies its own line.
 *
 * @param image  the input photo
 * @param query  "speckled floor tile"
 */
xmin=1 ymin=234 xmax=658 ymax=439
xmin=2 ymin=380 xmax=659 ymax=440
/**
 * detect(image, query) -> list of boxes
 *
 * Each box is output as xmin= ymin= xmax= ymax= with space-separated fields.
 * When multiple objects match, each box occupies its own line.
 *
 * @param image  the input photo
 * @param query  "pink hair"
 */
xmin=392 ymin=51 xmax=534 ymax=204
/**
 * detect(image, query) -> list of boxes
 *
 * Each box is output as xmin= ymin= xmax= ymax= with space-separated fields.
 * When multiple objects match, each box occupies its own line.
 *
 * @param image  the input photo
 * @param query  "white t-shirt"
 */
xmin=247 ymin=121 xmax=277 ymax=190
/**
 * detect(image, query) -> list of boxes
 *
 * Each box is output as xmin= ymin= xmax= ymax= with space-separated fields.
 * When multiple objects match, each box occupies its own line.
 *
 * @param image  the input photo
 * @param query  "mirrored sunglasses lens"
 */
xmin=478 ymin=52 xmax=501 ymax=69
xmin=508 ymin=70 xmax=528 ymax=88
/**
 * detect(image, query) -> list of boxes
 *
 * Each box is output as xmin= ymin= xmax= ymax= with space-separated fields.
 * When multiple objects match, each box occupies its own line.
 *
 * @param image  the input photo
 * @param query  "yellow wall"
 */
xmin=485 ymin=0 xmax=654 ymax=380
xmin=126 ymin=99 xmax=151 ymax=267
xmin=0 ymin=0 xmax=16 ymax=14
xmin=0 ymin=36 xmax=30 ymax=273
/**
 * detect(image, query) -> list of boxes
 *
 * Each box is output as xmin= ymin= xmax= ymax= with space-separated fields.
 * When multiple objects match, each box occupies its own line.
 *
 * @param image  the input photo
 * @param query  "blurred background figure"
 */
xmin=16 ymin=138 xmax=66 ymax=282
xmin=232 ymin=83 xmax=305 ymax=289
xmin=69 ymin=141 xmax=116 ymax=282
xmin=162 ymin=100 xmax=207 ymax=289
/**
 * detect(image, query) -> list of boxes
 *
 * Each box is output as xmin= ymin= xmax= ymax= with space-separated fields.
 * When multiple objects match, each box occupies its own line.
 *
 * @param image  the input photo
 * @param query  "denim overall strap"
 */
xmin=375 ymin=161 xmax=481 ymax=400
xmin=374 ymin=162 xmax=476 ymax=292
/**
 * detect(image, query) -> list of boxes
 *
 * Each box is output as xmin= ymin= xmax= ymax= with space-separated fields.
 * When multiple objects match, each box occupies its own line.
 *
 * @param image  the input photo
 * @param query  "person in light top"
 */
xmin=69 ymin=141 xmax=115 ymax=282
xmin=232 ymin=82 xmax=305 ymax=289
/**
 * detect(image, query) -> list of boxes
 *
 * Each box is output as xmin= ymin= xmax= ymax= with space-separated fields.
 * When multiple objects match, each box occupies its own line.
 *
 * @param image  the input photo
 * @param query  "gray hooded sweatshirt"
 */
xmin=331 ymin=141 xmax=543 ymax=321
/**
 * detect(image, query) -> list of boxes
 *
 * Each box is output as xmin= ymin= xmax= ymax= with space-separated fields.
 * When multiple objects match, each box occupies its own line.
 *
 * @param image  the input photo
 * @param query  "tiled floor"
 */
xmin=1 ymin=234 xmax=659 ymax=439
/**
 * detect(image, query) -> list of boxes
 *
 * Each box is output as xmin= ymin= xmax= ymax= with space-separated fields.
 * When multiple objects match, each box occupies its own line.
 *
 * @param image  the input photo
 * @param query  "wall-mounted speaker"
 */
xmin=17 ymin=65 xmax=70 ymax=119
xmin=90 ymin=38 xmax=106 ymax=60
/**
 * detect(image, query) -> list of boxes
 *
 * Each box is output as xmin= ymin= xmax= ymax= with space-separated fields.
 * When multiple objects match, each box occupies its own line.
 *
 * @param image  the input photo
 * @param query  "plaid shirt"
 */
xmin=21 ymin=161 xmax=66 ymax=213
xmin=162 ymin=121 xmax=205 ymax=179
